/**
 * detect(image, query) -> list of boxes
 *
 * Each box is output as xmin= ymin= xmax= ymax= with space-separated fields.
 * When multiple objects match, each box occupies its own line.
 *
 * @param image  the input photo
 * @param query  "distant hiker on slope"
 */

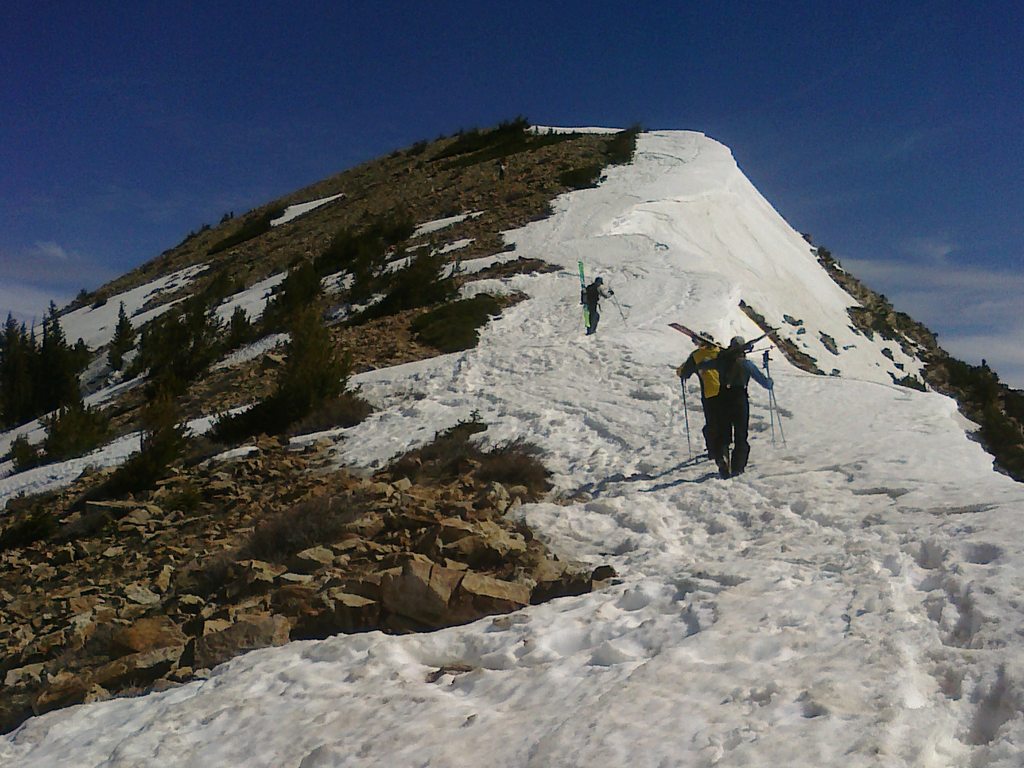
xmin=702 ymin=336 xmax=773 ymax=478
xmin=582 ymin=276 xmax=613 ymax=335
xmin=678 ymin=331 xmax=726 ymax=469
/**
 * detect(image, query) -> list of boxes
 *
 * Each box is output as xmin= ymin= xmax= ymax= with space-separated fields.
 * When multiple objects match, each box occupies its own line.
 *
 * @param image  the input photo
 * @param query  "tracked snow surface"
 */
xmin=4 ymin=131 xmax=1024 ymax=767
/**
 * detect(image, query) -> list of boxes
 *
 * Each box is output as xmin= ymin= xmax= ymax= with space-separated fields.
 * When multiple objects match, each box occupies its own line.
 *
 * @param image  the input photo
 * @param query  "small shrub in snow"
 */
xmin=9 ymin=436 xmax=43 ymax=472
xmin=351 ymin=252 xmax=458 ymax=324
xmin=42 ymin=399 xmax=110 ymax=463
xmin=131 ymin=296 xmax=223 ymax=395
xmin=262 ymin=261 xmax=322 ymax=330
xmin=314 ymin=214 xmax=415 ymax=279
xmin=385 ymin=417 xmax=550 ymax=498
xmin=559 ymin=164 xmax=602 ymax=190
xmin=224 ymin=306 xmax=257 ymax=351
xmin=286 ymin=392 xmax=373 ymax=437
xmin=387 ymin=416 xmax=489 ymax=484
xmin=477 ymin=438 xmax=552 ymax=495
xmin=410 ymin=294 xmax=502 ymax=352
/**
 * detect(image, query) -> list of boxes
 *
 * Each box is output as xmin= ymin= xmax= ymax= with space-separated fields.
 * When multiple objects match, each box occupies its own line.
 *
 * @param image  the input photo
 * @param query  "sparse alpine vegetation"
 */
xmin=21 ymin=119 xmax=1024 ymax=750
xmin=812 ymin=240 xmax=1024 ymax=480
xmin=0 ymin=123 xmax=638 ymax=734
xmin=206 ymin=207 xmax=285 ymax=256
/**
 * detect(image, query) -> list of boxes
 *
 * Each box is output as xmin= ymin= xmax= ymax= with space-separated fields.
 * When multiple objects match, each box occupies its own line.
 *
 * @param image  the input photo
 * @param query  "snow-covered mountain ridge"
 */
xmin=4 ymin=129 xmax=1024 ymax=766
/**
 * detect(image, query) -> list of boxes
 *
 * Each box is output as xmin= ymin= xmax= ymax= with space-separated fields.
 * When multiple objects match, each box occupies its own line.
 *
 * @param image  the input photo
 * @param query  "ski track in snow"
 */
xmin=3 ymin=131 xmax=1024 ymax=767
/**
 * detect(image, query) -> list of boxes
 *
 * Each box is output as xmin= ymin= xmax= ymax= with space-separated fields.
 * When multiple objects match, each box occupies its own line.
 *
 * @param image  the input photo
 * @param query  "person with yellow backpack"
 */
xmin=677 ymin=332 xmax=728 ymax=476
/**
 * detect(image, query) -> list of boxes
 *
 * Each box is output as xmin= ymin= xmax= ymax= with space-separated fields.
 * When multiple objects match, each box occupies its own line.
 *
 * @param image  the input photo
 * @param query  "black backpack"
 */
xmin=716 ymin=348 xmax=747 ymax=389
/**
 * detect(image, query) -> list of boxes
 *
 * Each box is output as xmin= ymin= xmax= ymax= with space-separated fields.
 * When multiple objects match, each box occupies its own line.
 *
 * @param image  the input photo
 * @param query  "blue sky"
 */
xmin=2 ymin=1 xmax=1021 ymax=385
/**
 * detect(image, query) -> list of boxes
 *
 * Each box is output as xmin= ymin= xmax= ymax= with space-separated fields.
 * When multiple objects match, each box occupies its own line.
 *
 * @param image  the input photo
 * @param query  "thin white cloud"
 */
xmin=901 ymin=236 xmax=957 ymax=263
xmin=943 ymin=329 xmax=1024 ymax=391
xmin=0 ymin=242 xmax=117 ymax=320
xmin=0 ymin=282 xmax=67 ymax=325
xmin=32 ymin=240 xmax=72 ymax=261
xmin=845 ymin=257 xmax=1024 ymax=296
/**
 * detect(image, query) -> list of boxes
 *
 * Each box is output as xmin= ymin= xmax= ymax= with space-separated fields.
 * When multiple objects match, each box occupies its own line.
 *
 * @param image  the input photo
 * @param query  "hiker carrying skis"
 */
xmin=677 ymin=331 xmax=726 ymax=468
xmin=582 ymin=276 xmax=613 ymax=335
xmin=701 ymin=336 xmax=773 ymax=478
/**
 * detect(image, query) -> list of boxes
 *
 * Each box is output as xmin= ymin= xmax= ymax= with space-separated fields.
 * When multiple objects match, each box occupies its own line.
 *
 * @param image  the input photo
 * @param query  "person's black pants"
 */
xmin=721 ymin=388 xmax=750 ymax=473
xmin=701 ymin=395 xmax=726 ymax=461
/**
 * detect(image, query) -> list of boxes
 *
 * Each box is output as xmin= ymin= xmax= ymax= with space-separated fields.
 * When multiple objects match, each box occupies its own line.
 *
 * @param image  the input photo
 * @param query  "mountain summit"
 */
xmin=3 ymin=127 xmax=1024 ymax=766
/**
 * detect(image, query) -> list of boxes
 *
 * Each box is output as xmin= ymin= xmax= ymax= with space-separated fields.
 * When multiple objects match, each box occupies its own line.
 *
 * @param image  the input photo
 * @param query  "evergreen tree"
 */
xmin=210 ymin=304 xmax=349 ymax=443
xmin=42 ymin=394 xmax=110 ymax=462
xmin=108 ymin=302 xmax=137 ymax=370
xmin=263 ymin=261 xmax=322 ymax=329
xmin=36 ymin=302 xmax=80 ymax=415
xmin=135 ymin=296 xmax=222 ymax=394
xmin=225 ymin=306 xmax=254 ymax=351
xmin=275 ymin=304 xmax=347 ymax=418
xmin=0 ymin=314 xmax=34 ymax=428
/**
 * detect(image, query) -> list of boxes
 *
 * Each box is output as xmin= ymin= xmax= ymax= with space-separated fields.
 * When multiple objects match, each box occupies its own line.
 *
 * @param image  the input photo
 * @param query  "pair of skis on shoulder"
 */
xmin=668 ymin=321 xmax=772 ymax=351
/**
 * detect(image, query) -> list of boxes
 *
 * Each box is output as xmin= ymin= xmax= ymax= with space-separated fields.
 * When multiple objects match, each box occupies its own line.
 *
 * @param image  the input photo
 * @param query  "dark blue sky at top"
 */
xmin=2 ymin=1 xmax=1022 ymax=382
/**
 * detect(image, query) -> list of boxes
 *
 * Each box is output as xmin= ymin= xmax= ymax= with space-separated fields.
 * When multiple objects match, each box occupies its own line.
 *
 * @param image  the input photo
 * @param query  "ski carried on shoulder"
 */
xmin=668 ymin=322 xmax=722 ymax=348
xmin=668 ymin=322 xmax=774 ymax=351
xmin=578 ymin=260 xmax=590 ymax=330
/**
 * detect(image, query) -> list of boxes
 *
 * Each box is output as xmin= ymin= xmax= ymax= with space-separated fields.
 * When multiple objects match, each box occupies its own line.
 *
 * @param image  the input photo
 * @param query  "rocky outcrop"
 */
xmin=0 ymin=438 xmax=613 ymax=734
xmin=0 ymin=127 xmax=631 ymax=733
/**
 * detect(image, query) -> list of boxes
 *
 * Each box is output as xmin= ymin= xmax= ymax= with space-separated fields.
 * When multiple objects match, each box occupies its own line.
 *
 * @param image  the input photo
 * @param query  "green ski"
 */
xmin=578 ymin=260 xmax=590 ymax=331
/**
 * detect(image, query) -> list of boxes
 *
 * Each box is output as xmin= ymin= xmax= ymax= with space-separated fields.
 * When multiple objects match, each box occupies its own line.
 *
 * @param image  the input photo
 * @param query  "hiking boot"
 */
xmin=715 ymin=456 xmax=730 ymax=479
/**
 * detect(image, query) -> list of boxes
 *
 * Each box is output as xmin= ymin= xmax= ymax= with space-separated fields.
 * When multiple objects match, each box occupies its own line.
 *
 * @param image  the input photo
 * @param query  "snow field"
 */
xmin=3 ymin=131 xmax=1024 ymax=767
xmin=57 ymin=264 xmax=208 ymax=350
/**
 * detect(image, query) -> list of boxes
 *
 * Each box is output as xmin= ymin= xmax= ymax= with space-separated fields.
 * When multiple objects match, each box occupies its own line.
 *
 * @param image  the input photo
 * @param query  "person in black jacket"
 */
xmin=583 ymin=277 xmax=613 ymax=335
xmin=702 ymin=336 xmax=773 ymax=477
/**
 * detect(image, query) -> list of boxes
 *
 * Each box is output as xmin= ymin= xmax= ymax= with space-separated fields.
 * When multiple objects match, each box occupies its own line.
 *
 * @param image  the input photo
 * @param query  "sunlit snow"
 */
xmin=57 ymin=264 xmax=208 ymax=350
xmin=214 ymin=272 xmax=287 ymax=324
xmin=412 ymin=211 xmax=484 ymax=238
xmin=270 ymin=193 xmax=345 ymax=227
xmin=3 ymin=131 xmax=1023 ymax=768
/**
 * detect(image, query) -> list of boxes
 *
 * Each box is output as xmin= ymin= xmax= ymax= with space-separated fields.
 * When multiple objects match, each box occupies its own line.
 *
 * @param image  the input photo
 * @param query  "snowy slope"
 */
xmin=4 ymin=131 xmax=1024 ymax=767
xmin=57 ymin=264 xmax=208 ymax=350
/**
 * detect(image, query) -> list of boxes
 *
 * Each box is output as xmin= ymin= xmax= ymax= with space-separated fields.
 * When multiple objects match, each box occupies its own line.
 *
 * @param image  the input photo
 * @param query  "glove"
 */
xmin=608 ymin=289 xmax=615 ymax=296
xmin=766 ymin=378 xmax=774 ymax=390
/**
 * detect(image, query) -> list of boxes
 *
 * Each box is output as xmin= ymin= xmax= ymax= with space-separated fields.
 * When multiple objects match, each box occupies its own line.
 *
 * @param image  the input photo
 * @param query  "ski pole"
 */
xmin=763 ymin=350 xmax=777 ymax=446
xmin=611 ymin=295 xmax=627 ymax=323
xmin=771 ymin=387 xmax=787 ymax=446
xmin=680 ymin=378 xmax=692 ymax=458
xmin=763 ymin=350 xmax=787 ymax=446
